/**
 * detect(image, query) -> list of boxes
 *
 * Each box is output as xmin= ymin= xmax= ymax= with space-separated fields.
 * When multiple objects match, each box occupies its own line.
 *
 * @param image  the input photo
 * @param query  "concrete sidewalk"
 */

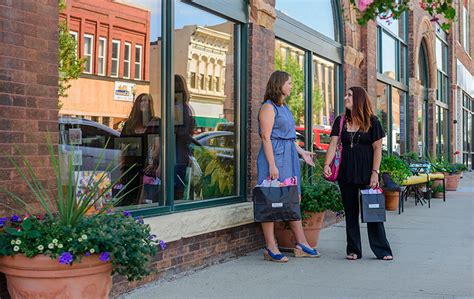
xmin=123 ymin=173 xmax=474 ymax=299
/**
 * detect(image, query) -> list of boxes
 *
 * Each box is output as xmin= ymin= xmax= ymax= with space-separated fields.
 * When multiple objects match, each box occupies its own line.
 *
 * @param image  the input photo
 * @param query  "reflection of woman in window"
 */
xmin=119 ymin=93 xmax=160 ymax=206
xmin=175 ymin=74 xmax=195 ymax=200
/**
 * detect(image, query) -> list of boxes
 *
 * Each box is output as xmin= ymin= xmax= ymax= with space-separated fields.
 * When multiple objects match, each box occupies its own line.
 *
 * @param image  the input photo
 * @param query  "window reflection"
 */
xmin=376 ymin=82 xmax=389 ymax=152
xmin=312 ymin=55 xmax=335 ymax=155
xmin=275 ymin=40 xmax=305 ymax=146
xmin=276 ymin=0 xmax=336 ymax=40
xmin=381 ymin=32 xmax=396 ymax=80
xmin=173 ymin=0 xmax=238 ymax=202
xmin=58 ymin=0 xmax=163 ymax=209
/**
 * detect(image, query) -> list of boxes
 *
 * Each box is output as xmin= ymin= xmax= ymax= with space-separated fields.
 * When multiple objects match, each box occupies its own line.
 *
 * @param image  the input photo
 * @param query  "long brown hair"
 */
xmin=345 ymin=86 xmax=374 ymax=133
xmin=263 ymin=70 xmax=290 ymax=106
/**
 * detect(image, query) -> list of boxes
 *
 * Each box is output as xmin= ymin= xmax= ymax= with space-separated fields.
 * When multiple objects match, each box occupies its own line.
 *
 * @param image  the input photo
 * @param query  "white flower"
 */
xmin=78 ymin=238 xmax=83 ymax=242
xmin=81 ymin=234 xmax=88 ymax=240
xmin=48 ymin=243 xmax=54 ymax=249
xmin=13 ymin=246 xmax=19 ymax=252
xmin=52 ymin=239 xmax=58 ymax=244
xmin=37 ymin=245 xmax=44 ymax=251
xmin=89 ymin=248 xmax=95 ymax=254
xmin=15 ymin=239 xmax=21 ymax=245
xmin=57 ymin=244 xmax=63 ymax=249
xmin=67 ymin=238 xmax=72 ymax=242
xmin=10 ymin=240 xmax=15 ymax=245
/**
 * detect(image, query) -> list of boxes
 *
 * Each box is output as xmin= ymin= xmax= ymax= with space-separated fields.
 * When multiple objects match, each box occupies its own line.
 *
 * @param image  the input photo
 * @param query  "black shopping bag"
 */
xmin=253 ymin=185 xmax=301 ymax=222
xmin=360 ymin=188 xmax=386 ymax=223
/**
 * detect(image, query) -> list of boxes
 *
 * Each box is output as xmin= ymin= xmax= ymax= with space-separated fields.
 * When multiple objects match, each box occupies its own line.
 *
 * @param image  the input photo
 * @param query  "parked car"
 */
xmin=58 ymin=117 xmax=121 ymax=180
xmin=295 ymin=126 xmax=331 ymax=153
xmin=193 ymin=131 xmax=234 ymax=159
xmin=214 ymin=122 xmax=234 ymax=132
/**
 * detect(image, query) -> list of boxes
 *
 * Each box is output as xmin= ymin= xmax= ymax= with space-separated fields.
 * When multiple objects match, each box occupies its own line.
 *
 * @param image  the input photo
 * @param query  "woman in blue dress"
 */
xmin=257 ymin=70 xmax=320 ymax=262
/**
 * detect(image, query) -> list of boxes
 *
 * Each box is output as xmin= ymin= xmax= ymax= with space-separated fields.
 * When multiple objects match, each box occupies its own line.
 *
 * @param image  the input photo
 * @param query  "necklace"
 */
xmin=347 ymin=124 xmax=359 ymax=148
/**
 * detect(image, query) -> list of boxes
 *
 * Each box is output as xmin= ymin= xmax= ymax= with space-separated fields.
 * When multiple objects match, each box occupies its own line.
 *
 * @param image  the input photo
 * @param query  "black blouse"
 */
xmin=330 ymin=115 xmax=385 ymax=185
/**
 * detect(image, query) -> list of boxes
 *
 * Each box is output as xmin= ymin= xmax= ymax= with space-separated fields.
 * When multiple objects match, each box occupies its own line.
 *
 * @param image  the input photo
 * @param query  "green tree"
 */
xmin=275 ymin=51 xmax=304 ymax=126
xmin=58 ymin=0 xmax=84 ymax=100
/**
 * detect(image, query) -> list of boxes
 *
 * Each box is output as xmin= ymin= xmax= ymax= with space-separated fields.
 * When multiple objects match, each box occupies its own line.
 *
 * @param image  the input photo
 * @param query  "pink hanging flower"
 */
xmin=357 ymin=0 xmax=374 ymax=12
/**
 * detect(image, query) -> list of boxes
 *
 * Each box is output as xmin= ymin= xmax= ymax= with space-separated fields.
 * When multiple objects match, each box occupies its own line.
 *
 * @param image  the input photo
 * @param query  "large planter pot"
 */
xmin=384 ymin=191 xmax=399 ymax=211
xmin=445 ymin=173 xmax=461 ymax=191
xmin=433 ymin=192 xmax=444 ymax=199
xmin=0 ymin=254 xmax=112 ymax=299
xmin=275 ymin=211 xmax=325 ymax=249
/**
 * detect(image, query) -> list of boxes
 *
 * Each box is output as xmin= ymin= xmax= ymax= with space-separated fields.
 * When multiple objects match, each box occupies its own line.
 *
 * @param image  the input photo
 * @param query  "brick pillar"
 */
xmin=247 ymin=0 xmax=276 ymax=196
xmin=0 ymin=0 xmax=59 ymax=213
xmin=360 ymin=21 xmax=377 ymax=102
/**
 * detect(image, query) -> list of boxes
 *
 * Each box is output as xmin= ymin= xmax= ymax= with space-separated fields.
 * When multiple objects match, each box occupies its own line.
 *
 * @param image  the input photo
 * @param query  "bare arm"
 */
xmin=259 ymin=104 xmax=279 ymax=179
xmin=322 ymin=136 xmax=338 ymax=177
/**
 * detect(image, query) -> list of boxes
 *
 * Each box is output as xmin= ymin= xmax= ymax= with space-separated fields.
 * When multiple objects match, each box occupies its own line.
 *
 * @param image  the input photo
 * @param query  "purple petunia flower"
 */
xmin=0 ymin=217 xmax=9 ymax=227
xmin=85 ymin=252 xmax=91 ymax=257
xmin=123 ymin=211 xmax=132 ymax=217
xmin=99 ymin=252 xmax=110 ymax=262
xmin=10 ymin=215 xmax=21 ymax=223
xmin=58 ymin=252 xmax=74 ymax=265
xmin=134 ymin=216 xmax=144 ymax=224
xmin=159 ymin=240 xmax=166 ymax=251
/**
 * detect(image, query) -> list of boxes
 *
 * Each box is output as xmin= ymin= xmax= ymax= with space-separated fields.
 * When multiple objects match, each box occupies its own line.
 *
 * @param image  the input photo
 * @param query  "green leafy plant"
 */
xmin=193 ymin=147 xmax=234 ymax=199
xmin=299 ymin=163 xmax=344 ymax=223
xmin=347 ymin=0 xmax=456 ymax=31
xmin=431 ymin=158 xmax=468 ymax=174
xmin=0 ymin=137 xmax=165 ymax=281
xmin=380 ymin=154 xmax=412 ymax=186
xmin=431 ymin=184 xmax=444 ymax=195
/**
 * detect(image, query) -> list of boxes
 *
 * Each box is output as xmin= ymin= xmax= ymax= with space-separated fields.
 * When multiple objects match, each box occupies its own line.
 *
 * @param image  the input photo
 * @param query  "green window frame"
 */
xmin=129 ymin=0 xmax=249 ymax=218
xmin=274 ymin=0 xmax=344 ymax=154
xmin=435 ymin=31 xmax=450 ymax=159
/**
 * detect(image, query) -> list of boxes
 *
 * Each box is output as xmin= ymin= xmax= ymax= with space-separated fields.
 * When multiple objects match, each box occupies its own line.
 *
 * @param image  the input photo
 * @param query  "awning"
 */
xmin=194 ymin=116 xmax=227 ymax=128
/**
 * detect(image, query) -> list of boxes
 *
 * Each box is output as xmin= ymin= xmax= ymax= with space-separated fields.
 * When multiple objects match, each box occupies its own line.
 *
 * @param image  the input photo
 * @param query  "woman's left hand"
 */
xmin=370 ymin=172 xmax=379 ymax=189
xmin=301 ymin=151 xmax=316 ymax=167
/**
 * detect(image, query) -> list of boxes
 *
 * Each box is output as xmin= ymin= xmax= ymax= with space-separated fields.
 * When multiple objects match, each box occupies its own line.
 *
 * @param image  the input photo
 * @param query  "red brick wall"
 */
xmin=0 ymin=1 xmax=59 ymax=296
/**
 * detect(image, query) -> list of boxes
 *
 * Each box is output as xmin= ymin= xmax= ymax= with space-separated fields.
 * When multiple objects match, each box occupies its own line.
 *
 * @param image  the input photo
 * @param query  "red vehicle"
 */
xmin=295 ymin=126 xmax=331 ymax=152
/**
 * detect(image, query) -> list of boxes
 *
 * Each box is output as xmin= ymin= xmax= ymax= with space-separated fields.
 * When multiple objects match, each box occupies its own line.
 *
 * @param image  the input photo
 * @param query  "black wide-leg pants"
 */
xmin=338 ymin=180 xmax=393 ymax=259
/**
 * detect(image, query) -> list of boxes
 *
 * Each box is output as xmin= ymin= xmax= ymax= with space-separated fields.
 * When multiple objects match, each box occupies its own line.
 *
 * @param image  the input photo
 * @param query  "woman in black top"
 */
xmin=323 ymin=86 xmax=393 ymax=261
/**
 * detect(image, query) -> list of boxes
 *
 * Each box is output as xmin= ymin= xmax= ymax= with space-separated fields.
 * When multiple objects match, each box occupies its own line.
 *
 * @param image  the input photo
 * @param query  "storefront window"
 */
xmin=392 ymin=88 xmax=406 ymax=155
xmin=436 ymin=106 xmax=449 ymax=158
xmin=312 ymin=55 xmax=335 ymax=154
xmin=58 ymin=0 xmax=163 ymax=209
xmin=275 ymin=40 xmax=305 ymax=131
xmin=376 ymin=82 xmax=389 ymax=152
xmin=381 ymin=32 xmax=396 ymax=80
xmin=276 ymin=0 xmax=336 ymax=40
xmin=173 ymin=1 xmax=239 ymax=202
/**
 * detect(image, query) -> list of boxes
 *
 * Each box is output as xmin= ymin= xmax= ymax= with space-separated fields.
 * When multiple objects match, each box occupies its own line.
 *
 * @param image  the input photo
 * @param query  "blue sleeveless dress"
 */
xmin=257 ymin=100 xmax=301 ymax=194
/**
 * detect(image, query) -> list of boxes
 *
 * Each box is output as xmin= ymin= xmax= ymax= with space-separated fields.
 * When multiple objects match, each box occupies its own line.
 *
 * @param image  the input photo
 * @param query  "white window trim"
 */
xmin=124 ymin=42 xmax=131 ymax=79
xmin=98 ymin=37 xmax=107 ymax=76
xmin=83 ymin=34 xmax=94 ymax=74
xmin=135 ymin=45 xmax=143 ymax=80
xmin=111 ymin=40 xmax=120 ymax=78
xmin=69 ymin=31 xmax=78 ymax=57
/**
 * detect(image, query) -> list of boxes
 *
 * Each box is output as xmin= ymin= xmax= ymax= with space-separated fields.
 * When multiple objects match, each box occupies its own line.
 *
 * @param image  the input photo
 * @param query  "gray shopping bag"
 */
xmin=360 ymin=188 xmax=386 ymax=223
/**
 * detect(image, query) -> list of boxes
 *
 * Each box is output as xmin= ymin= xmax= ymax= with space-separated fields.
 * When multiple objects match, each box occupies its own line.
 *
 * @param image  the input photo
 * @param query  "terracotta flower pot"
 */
xmin=274 ymin=211 xmax=325 ymax=249
xmin=433 ymin=192 xmax=444 ymax=199
xmin=384 ymin=191 xmax=399 ymax=211
xmin=445 ymin=173 xmax=461 ymax=191
xmin=0 ymin=254 xmax=112 ymax=299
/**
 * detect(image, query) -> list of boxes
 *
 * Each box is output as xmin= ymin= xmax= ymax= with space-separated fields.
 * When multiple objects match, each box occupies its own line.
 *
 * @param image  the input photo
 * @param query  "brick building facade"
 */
xmin=0 ymin=0 xmax=472 ymax=297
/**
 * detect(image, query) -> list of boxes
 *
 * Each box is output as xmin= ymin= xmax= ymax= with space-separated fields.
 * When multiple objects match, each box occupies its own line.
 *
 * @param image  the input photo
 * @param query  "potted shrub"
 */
xmin=380 ymin=155 xmax=412 ymax=211
xmin=275 ymin=175 xmax=344 ymax=249
xmin=0 ymin=140 xmax=165 ymax=299
xmin=432 ymin=159 xmax=468 ymax=191
xmin=431 ymin=184 xmax=445 ymax=199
